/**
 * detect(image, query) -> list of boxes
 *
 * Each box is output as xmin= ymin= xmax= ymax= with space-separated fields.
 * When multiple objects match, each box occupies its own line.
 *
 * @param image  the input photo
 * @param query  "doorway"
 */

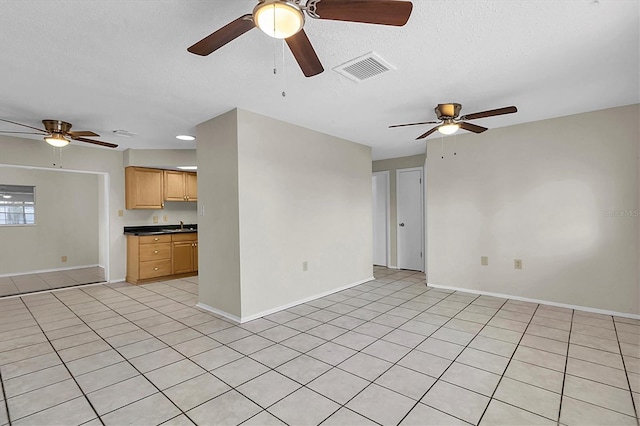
xmin=396 ymin=167 xmax=424 ymax=271
xmin=372 ymin=171 xmax=390 ymax=266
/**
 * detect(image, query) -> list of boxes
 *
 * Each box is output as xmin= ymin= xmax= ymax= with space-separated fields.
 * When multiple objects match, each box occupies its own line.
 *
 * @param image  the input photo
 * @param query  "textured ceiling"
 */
xmin=0 ymin=0 xmax=638 ymax=160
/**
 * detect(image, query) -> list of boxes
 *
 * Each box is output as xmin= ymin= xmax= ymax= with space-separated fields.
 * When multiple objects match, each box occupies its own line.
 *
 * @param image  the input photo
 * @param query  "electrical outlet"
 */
xmin=163 ymin=215 xmax=168 ymax=222
xmin=118 ymin=209 xmax=123 ymax=217
xmin=302 ymin=261 xmax=308 ymax=272
xmin=153 ymin=216 xmax=158 ymax=223
xmin=61 ymin=256 xmax=67 ymax=262
xmin=481 ymin=256 xmax=488 ymax=266
xmin=514 ymin=259 xmax=523 ymax=269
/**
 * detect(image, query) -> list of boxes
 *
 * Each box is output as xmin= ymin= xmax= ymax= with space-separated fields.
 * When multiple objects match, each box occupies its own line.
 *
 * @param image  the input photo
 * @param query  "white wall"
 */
xmin=426 ymin=104 xmax=639 ymax=315
xmin=237 ymin=109 xmax=373 ymax=319
xmin=196 ymin=109 xmax=373 ymax=321
xmin=0 ymin=166 xmax=99 ymax=275
xmin=196 ymin=110 xmax=242 ymax=318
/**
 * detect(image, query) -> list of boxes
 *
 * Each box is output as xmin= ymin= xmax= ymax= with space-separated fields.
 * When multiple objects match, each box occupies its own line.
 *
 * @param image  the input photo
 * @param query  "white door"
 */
xmin=372 ymin=172 xmax=389 ymax=266
xmin=397 ymin=167 xmax=424 ymax=271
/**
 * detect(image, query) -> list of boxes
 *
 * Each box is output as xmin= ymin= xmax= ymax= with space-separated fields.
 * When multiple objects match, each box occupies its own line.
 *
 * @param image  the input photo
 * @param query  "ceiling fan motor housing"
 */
xmin=435 ymin=103 xmax=461 ymax=120
xmin=42 ymin=119 xmax=72 ymax=134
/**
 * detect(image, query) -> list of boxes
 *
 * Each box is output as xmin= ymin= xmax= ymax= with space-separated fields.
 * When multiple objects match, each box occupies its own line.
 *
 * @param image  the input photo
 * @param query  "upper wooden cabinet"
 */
xmin=164 ymin=171 xmax=197 ymax=202
xmin=125 ymin=167 xmax=164 ymax=209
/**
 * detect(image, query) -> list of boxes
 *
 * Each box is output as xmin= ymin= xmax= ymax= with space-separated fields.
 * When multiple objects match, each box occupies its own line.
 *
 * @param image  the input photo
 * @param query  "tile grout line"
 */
xmin=612 ymin=318 xmax=640 ymax=425
xmin=475 ymin=303 xmax=543 ymax=425
xmin=13 ymin=297 xmax=105 ymax=426
xmin=49 ymin=289 xmax=201 ymax=426
xmin=0 ymin=365 xmax=12 ymax=426
xmin=556 ymin=307 xmax=575 ymax=425
xmin=395 ymin=292 xmax=507 ymax=426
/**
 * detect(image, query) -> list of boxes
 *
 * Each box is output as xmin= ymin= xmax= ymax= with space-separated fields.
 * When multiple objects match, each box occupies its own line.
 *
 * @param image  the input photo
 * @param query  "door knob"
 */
xmin=399 ymin=223 xmax=405 ymax=227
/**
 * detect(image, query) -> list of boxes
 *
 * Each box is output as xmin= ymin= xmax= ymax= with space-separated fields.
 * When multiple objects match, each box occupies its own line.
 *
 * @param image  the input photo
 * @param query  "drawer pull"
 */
xmin=154 ymin=237 xmax=159 ymax=241
xmin=154 ymin=250 xmax=159 ymax=254
xmin=154 ymin=267 xmax=159 ymax=271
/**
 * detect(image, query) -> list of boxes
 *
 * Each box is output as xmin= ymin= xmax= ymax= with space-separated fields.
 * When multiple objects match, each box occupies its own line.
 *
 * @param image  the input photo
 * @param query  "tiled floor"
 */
xmin=0 ymin=267 xmax=105 ymax=297
xmin=0 ymin=266 xmax=638 ymax=425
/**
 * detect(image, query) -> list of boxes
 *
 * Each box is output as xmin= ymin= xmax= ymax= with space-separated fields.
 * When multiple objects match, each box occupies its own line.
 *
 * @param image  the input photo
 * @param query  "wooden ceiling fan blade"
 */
xmin=313 ymin=0 xmax=413 ymax=26
xmin=0 ymin=118 xmax=46 ymax=133
xmin=459 ymin=122 xmax=488 ymax=134
xmin=188 ymin=14 xmax=255 ymax=56
xmin=0 ymin=131 xmax=46 ymax=135
xmin=72 ymin=137 xmax=118 ymax=148
xmin=416 ymin=126 xmax=439 ymax=140
xmin=68 ymin=130 xmax=99 ymax=137
xmin=286 ymin=29 xmax=324 ymax=77
xmin=389 ymin=121 xmax=438 ymax=128
xmin=459 ymin=106 xmax=517 ymax=121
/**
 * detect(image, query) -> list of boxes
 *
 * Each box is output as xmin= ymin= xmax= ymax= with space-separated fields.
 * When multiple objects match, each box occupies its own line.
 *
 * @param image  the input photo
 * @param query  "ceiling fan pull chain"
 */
xmin=441 ymin=135 xmax=445 ymax=159
xmin=282 ymin=39 xmax=287 ymax=97
xmin=454 ymin=134 xmax=457 ymax=156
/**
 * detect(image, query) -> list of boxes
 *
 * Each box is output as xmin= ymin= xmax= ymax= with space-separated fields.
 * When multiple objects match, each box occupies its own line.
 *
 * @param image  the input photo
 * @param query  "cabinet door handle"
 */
xmin=154 ymin=267 xmax=159 ymax=271
xmin=153 ymin=250 xmax=159 ymax=254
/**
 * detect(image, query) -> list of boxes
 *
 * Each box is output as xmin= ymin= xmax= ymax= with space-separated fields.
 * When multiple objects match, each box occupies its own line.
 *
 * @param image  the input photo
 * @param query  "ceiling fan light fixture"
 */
xmin=45 ymin=133 xmax=70 ymax=147
xmin=253 ymin=0 xmax=304 ymax=39
xmin=438 ymin=123 xmax=459 ymax=135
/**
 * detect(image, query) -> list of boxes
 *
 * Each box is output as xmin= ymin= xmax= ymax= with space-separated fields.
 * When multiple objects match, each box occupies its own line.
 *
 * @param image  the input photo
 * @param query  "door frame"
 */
xmin=396 ymin=166 xmax=425 ymax=272
xmin=372 ymin=171 xmax=391 ymax=267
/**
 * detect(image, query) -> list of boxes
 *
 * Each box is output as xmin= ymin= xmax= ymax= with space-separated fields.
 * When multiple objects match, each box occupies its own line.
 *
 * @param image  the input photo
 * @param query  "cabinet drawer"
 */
xmin=139 ymin=260 xmax=172 ymax=279
xmin=172 ymin=232 xmax=197 ymax=242
xmin=139 ymin=234 xmax=171 ymax=244
xmin=139 ymin=243 xmax=171 ymax=261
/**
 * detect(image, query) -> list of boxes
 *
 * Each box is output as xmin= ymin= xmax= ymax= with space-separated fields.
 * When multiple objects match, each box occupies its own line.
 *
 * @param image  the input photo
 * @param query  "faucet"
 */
xmin=179 ymin=220 xmax=184 ymax=230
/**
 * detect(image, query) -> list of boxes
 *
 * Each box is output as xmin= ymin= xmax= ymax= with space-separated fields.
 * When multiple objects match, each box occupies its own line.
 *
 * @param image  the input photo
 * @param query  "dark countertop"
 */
xmin=124 ymin=224 xmax=198 ymax=236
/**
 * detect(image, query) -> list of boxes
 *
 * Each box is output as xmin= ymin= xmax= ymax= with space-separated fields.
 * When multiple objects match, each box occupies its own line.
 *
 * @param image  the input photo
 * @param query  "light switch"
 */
xmin=481 ymin=256 xmax=488 ymax=266
xmin=118 ymin=209 xmax=123 ymax=217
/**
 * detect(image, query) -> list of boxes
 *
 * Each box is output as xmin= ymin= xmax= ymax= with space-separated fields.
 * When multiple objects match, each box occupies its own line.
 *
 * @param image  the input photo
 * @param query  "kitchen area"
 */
xmin=123 ymin=166 xmax=198 ymax=285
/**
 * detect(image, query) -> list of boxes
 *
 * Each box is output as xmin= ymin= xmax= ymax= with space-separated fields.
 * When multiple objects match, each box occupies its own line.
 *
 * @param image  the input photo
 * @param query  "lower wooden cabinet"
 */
xmin=126 ymin=232 xmax=197 ymax=284
xmin=172 ymin=233 xmax=198 ymax=274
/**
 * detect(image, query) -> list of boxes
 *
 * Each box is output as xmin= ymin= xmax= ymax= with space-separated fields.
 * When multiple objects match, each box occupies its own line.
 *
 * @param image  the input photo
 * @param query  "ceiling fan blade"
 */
xmin=459 ymin=106 xmax=517 ymax=121
xmin=459 ymin=122 xmax=488 ymax=134
xmin=313 ymin=0 xmax=413 ymax=26
xmin=68 ymin=130 xmax=99 ymax=137
xmin=72 ymin=136 xmax=118 ymax=148
xmin=0 ymin=118 xmax=46 ymax=133
xmin=416 ymin=126 xmax=439 ymax=140
xmin=389 ymin=121 xmax=439 ymax=128
xmin=0 ymin=131 xmax=46 ymax=135
xmin=286 ymin=29 xmax=324 ymax=77
xmin=188 ymin=14 xmax=255 ymax=56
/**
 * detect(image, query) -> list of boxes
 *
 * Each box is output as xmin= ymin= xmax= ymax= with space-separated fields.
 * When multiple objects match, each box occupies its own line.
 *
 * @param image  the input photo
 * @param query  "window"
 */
xmin=0 ymin=185 xmax=35 ymax=225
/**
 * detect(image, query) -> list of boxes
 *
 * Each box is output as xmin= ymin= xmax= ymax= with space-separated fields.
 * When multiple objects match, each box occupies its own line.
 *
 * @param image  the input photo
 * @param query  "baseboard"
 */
xmin=0 ymin=264 xmax=101 ymax=278
xmin=196 ymin=302 xmax=242 ymax=324
xmin=240 ymin=276 xmax=375 ymax=323
xmin=196 ymin=276 xmax=375 ymax=324
xmin=427 ymin=283 xmax=640 ymax=320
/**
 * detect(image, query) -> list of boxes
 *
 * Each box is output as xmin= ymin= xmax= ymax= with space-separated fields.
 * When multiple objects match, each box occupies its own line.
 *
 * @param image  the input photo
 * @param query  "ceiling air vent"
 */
xmin=333 ymin=52 xmax=396 ymax=83
xmin=112 ymin=129 xmax=137 ymax=138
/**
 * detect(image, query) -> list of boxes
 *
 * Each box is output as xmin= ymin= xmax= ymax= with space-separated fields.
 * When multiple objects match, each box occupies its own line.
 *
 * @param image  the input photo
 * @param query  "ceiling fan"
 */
xmin=187 ymin=0 xmax=413 ymax=77
xmin=389 ymin=103 xmax=518 ymax=139
xmin=0 ymin=119 xmax=118 ymax=148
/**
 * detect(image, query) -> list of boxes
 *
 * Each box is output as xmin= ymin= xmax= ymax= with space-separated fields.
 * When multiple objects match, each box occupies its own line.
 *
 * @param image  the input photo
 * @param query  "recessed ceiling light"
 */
xmin=176 ymin=135 xmax=195 ymax=141
xmin=177 ymin=166 xmax=197 ymax=170
xmin=2 ymin=194 xmax=12 ymax=199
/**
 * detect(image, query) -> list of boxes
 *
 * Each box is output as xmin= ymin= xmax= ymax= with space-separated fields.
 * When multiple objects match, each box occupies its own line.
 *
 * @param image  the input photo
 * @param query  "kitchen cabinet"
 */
xmin=126 ymin=234 xmax=172 ymax=283
xmin=125 ymin=167 xmax=164 ymax=209
xmin=164 ymin=171 xmax=197 ymax=202
xmin=126 ymin=232 xmax=198 ymax=284
xmin=172 ymin=233 xmax=198 ymax=274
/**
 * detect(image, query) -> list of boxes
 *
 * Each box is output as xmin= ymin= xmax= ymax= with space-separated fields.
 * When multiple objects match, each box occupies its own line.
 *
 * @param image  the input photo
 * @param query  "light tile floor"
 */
xmin=0 ymin=267 xmax=105 ymax=297
xmin=0 ymin=266 xmax=638 ymax=425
